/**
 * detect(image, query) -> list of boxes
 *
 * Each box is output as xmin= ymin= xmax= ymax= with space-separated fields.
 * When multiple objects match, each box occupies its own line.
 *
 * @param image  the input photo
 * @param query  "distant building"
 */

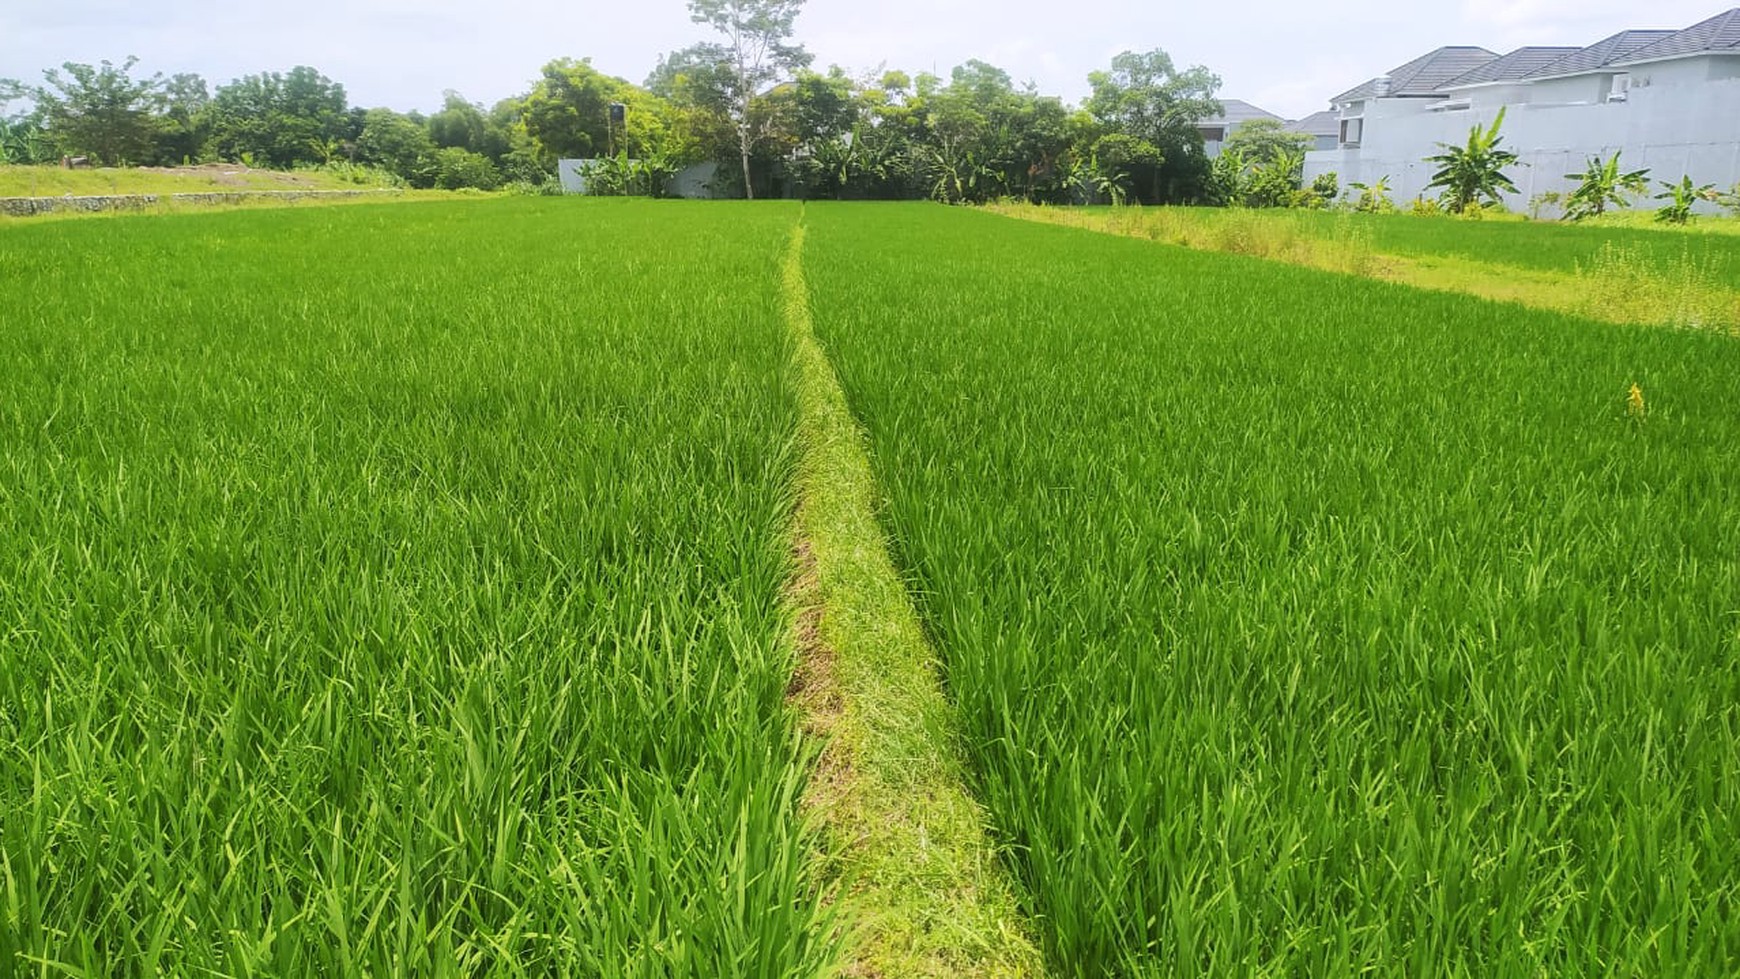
xmin=1286 ymin=111 xmax=1341 ymax=152
xmin=1303 ymin=7 xmax=1740 ymax=209
xmin=1198 ymin=100 xmax=1286 ymax=157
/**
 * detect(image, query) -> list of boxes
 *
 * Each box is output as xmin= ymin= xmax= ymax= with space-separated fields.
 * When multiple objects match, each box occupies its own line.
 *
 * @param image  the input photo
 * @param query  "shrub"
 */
xmin=1347 ymin=176 xmax=1396 ymax=214
xmin=432 ymin=147 xmax=500 ymax=191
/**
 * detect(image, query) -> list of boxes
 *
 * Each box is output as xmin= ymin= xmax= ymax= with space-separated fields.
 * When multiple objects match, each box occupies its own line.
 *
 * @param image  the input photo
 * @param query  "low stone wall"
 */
xmin=0 ymin=189 xmax=404 ymax=217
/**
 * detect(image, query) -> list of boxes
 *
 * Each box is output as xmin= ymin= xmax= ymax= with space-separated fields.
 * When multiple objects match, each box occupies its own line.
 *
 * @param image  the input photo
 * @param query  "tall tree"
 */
xmin=522 ymin=59 xmax=627 ymax=160
xmin=207 ymin=67 xmax=348 ymax=168
xmin=686 ymin=0 xmax=812 ymax=198
xmin=1086 ymin=49 xmax=1221 ymax=203
xmin=36 ymin=57 xmax=165 ymax=165
xmin=428 ymin=91 xmax=488 ymax=153
xmin=152 ymin=72 xmax=210 ymax=165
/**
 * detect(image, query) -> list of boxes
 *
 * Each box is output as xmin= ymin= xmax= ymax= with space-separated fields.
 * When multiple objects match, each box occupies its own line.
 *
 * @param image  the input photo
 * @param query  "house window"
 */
xmin=1340 ymin=118 xmax=1363 ymax=147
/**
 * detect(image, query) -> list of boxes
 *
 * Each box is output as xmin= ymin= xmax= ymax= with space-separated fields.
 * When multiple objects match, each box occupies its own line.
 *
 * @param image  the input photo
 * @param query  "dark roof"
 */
xmin=1333 ymin=47 xmax=1499 ymax=103
xmin=1615 ymin=8 xmax=1740 ymax=64
xmin=1437 ymin=46 xmax=1583 ymax=89
xmin=1524 ymin=30 xmax=1679 ymax=78
xmin=1285 ymin=110 xmax=1339 ymax=137
xmin=1199 ymin=99 xmax=1284 ymax=127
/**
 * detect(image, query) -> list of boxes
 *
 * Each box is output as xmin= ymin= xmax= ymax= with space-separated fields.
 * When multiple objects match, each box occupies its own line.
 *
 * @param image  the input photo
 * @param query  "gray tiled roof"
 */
xmin=1285 ymin=110 xmax=1340 ymax=137
xmin=1436 ymin=46 xmax=1583 ymax=89
xmin=1199 ymin=99 xmax=1285 ymax=127
xmin=1615 ymin=8 xmax=1740 ymax=64
xmin=1333 ymin=47 xmax=1499 ymax=103
xmin=1524 ymin=30 xmax=1679 ymax=78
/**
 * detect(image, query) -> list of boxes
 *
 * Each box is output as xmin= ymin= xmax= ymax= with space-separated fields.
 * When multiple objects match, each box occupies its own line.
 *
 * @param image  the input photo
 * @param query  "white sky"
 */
xmin=0 ymin=1 xmax=1729 ymax=120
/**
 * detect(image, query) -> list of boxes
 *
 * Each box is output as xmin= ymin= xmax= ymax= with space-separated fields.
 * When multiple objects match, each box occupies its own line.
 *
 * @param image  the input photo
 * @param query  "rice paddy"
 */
xmin=0 ymin=199 xmax=832 ymax=975
xmin=4 ymin=197 xmax=1738 ymax=976
xmin=804 ymin=203 xmax=1740 ymax=975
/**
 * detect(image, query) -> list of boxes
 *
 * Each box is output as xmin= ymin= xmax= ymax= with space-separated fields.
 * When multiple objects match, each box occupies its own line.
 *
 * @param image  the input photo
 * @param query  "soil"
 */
xmin=139 ymin=164 xmax=325 ymax=188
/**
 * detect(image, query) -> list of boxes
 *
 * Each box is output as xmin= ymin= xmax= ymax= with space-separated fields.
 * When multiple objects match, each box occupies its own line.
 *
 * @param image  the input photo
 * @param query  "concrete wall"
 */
xmin=1306 ymin=74 xmax=1740 ymax=210
xmin=557 ymin=159 xmax=724 ymax=198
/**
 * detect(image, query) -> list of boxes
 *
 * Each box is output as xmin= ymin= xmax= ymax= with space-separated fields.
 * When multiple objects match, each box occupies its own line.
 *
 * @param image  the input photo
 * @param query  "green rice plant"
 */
xmin=804 ymin=202 xmax=1740 ymax=977
xmin=0 ymin=198 xmax=837 ymax=976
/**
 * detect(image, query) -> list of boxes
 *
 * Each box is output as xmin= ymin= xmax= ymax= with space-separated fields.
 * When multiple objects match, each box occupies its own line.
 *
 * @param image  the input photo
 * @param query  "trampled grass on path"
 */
xmin=783 ymin=221 xmax=1043 ymax=977
xmin=806 ymin=202 xmax=1740 ymax=977
xmin=0 ymin=198 xmax=837 ymax=975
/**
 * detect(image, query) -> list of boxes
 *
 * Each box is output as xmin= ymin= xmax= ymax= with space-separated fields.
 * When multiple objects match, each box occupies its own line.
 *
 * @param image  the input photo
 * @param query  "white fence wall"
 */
xmin=555 ymin=160 xmax=723 ymax=198
xmin=1305 ymin=77 xmax=1740 ymax=211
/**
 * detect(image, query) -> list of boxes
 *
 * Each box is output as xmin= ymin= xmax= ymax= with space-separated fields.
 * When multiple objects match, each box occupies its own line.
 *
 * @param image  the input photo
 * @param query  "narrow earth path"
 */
xmin=781 ymin=221 xmax=1045 ymax=978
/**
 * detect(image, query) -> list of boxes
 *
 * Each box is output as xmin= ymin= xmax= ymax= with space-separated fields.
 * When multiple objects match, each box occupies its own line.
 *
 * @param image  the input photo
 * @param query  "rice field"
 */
xmin=803 ymin=203 xmax=1740 ymax=975
xmin=5 ymin=197 xmax=1740 ymax=976
xmin=0 ymin=198 xmax=833 ymax=975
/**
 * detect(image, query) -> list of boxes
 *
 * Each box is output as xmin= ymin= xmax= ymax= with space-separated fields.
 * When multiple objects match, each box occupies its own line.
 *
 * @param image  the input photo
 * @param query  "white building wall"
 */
xmin=1527 ymin=75 xmax=1612 ymax=105
xmin=1307 ymin=69 xmax=1740 ymax=211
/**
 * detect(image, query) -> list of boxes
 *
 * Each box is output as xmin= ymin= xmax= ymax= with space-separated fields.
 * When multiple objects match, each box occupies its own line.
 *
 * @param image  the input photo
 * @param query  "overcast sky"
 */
xmin=0 ymin=1 xmax=1729 ymax=119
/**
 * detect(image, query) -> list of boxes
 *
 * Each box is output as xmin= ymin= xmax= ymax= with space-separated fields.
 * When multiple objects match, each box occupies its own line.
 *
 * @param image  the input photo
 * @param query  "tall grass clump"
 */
xmin=988 ymin=203 xmax=1376 ymax=276
xmin=0 ymin=198 xmax=837 ymax=976
xmin=804 ymin=202 xmax=1740 ymax=976
xmin=1574 ymin=241 xmax=1740 ymax=334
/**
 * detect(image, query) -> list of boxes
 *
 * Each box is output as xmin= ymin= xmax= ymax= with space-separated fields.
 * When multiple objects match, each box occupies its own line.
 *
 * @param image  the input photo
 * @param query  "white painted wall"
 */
xmin=555 ymin=159 xmax=723 ymax=198
xmin=1307 ymin=72 xmax=1740 ymax=211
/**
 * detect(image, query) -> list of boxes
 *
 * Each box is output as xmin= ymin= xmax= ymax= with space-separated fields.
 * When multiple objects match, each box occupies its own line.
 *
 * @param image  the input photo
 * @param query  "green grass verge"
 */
xmin=990 ymin=203 xmax=1740 ymax=334
xmin=0 ymin=163 xmax=396 ymax=197
xmin=783 ymin=219 xmax=1043 ymax=977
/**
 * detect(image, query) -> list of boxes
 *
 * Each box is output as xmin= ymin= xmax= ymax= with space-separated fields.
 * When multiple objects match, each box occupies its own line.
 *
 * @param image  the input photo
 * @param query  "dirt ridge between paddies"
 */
xmin=782 ymin=219 xmax=1044 ymax=978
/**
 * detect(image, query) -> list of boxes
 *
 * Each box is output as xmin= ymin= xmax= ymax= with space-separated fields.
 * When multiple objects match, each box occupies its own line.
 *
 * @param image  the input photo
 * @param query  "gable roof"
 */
xmin=1437 ymin=46 xmax=1583 ymax=89
xmin=1615 ymin=8 xmax=1740 ymax=65
xmin=1199 ymin=99 xmax=1284 ymax=127
xmin=1523 ymin=29 xmax=1678 ymax=79
xmin=1333 ymin=46 xmax=1499 ymax=103
xmin=1286 ymin=110 xmax=1340 ymax=137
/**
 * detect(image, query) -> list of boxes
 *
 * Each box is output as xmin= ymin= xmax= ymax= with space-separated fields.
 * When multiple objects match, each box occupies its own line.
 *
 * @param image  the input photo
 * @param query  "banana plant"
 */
xmin=1425 ymin=108 xmax=1520 ymax=213
xmin=1562 ymin=151 xmax=1650 ymax=221
xmin=918 ymin=138 xmax=998 ymax=204
xmin=1653 ymin=175 xmax=1716 ymax=226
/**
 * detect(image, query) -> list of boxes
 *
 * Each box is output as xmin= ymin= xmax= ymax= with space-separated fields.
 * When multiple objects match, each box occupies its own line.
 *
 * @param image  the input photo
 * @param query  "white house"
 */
xmin=1286 ymin=111 xmax=1341 ymax=152
xmin=1304 ymin=8 xmax=1740 ymax=209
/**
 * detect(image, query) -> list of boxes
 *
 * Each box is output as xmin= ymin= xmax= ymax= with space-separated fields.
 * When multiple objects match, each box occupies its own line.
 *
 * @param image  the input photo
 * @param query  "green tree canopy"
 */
xmin=150 ymin=72 xmax=210 ymax=165
xmin=1223 ymin=117 xmax=1313 ymax=166
xmin=1086 ymin=49 xmax=1222 ymax=202
xmin=521 ymin=59 xmax=678 ymax=164
xmin=685 ymin=0 xmax=813 ymax=198
xmin=207 ymin=67 xmax=349 ymax=168
xmin=354 ymin=107 xmax=436 ymax=185
xmin=36 ymin=57 xmax=165 ymax=165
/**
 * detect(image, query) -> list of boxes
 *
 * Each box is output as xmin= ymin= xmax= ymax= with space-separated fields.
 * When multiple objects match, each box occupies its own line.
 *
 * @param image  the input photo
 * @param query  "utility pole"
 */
xmin=607 ymin=102 xmax=626 ymax=158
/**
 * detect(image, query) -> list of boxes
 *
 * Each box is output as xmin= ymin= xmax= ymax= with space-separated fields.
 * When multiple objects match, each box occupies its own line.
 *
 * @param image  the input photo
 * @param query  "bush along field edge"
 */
xmin=781 ymin=219 xmax=1046 ymax=978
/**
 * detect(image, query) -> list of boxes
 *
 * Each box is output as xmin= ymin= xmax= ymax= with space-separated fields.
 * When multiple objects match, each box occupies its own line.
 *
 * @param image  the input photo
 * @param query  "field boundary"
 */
xmin=782 ymin=221 xmax=1044 ymax=978
xmin=986 ymin=202 xmax=1740 ymax=334
xmin=0 ymin=189 xmax=405 ymax=217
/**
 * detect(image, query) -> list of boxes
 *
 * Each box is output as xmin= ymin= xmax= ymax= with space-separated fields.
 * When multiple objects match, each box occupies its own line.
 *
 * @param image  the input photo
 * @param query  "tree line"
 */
xmin=0 ymin=0 xmax=1268 ymax=204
